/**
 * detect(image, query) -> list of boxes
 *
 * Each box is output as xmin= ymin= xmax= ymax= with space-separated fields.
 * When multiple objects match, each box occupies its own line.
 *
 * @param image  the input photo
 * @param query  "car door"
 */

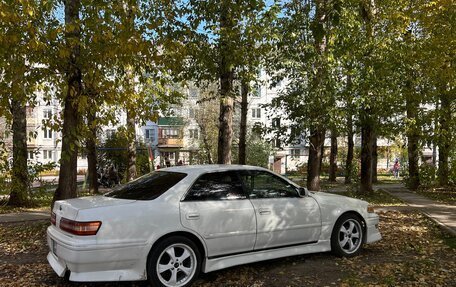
xmin=180 ymin=171 xmax=256 ymax=257
xmin=239 ymin=170 xmax=321 ymax=250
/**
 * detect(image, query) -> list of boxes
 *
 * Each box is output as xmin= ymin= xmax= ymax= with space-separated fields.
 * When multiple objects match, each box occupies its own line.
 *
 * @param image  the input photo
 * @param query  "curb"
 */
xmin=382 ymin=189 xmax=456 ymax=237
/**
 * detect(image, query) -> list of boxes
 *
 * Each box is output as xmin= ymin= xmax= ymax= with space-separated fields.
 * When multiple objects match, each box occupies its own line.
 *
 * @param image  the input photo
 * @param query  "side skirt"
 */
xmin=203 ymin=240 xmax=331 ymax=273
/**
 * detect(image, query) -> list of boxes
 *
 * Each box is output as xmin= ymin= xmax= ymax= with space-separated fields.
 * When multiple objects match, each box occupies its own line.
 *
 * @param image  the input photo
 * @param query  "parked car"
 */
xmin=47 ymin=165 xmax=381 ymax=287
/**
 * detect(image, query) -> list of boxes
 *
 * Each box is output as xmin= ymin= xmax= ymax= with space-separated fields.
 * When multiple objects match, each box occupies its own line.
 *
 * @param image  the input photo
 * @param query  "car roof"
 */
xmin=159 ymin=164 xmax=269 ymax=175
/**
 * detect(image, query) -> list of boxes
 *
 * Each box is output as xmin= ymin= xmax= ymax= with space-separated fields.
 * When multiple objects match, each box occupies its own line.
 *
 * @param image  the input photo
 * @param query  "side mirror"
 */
xmin=298 ymin=187 xmax=308 ymax=197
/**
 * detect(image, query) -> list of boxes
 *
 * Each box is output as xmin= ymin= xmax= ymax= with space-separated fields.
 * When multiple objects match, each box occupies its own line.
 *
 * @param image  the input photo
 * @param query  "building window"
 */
xmin=161 ymin=128 xmax=180 ymax=139
xmin=189 ymin=108 xmax=195 ymax=118
xmin=189 ymin=88 xmax=198 ymax=98
xmin=145 ymin=129 xmax=155 ymax=141
xmin=43 ymin=150 xmax=53 ymax=160
xmin=252 ymin=85 xmax=261 ymax=98
xmin=28 ymin=151 xmax=34 ymax=160
xmin=291 ymin=149 xmax=301 ymax=158
xmin=106 ymin=129 xmax=116 ymax=138
xmin=162 ymin=152 xmax=175 ymax=160
xmin=272 ymin=118 xmax=281 ymax=128
xmin=251 ymin=108 xmax=261 ymax=119
xmin=274 ymin=138 xmax=281 ymax=148
xmin=43 ymin=109 xmax=52 ymax=119
xmin=189 ymin=129 xmax=199 ymax=139
xmin=43 ymin=128 xmax=52 ymax=139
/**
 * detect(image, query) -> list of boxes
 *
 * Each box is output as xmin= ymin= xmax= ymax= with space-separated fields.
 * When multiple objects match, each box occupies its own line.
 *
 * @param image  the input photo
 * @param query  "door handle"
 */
xmin=258 ymin=208 xmax=271 ymax=215
xmin=186 ymin=213 xmax=200 ymax=220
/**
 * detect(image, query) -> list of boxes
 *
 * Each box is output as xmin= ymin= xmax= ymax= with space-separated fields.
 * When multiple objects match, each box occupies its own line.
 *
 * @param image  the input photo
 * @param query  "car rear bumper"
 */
xmin=365 ymin=213 xmax=382 ymax=243
xmin=46 ymin=226 xmax=148 ymax=282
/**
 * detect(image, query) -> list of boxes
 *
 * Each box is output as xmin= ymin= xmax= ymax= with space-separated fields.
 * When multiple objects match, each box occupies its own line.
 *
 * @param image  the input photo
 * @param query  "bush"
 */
xmin=418 ymin=163 xmax=437 ymax=187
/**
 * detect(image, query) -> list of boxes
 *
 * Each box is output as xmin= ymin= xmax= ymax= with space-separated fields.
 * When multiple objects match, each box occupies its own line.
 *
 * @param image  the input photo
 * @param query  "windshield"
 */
xmin=104 ymin=171 xmax=187 ymax=200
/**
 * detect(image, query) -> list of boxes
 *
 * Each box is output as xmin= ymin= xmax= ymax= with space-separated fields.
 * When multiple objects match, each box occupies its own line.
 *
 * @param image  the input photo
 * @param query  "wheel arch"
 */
xmin=146 ymin=231 xmax=207 ymax=275
xmin=334 ymin=211 xmax=367 ymax=243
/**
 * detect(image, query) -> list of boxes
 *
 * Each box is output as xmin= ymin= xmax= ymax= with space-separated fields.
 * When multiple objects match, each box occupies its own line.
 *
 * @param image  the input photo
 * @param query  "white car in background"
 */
xmin=47 ymin=165 xmax=381 ymax=287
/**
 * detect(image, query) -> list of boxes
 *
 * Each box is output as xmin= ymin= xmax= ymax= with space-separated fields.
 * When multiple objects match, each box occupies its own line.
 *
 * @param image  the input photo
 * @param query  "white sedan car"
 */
xmin=47 ymin=165 xmax=381 ymax=287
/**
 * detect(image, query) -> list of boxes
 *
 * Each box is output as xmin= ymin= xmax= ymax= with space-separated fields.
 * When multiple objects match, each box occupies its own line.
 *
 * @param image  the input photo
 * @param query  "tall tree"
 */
xmin=179 ymin=1 xmax=277 ymax=164
xmin=268 ymin=0 xmax=339 ymax=191
xmin=358 ymin=0 xmax=376 ymax=193
xmin=53 ymin=0 xmax=82 ymax=203
xmin=0 ymin=1 xmax=54 ymax=206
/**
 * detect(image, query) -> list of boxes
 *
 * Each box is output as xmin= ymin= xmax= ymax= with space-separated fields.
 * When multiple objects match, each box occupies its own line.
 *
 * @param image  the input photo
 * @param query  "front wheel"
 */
xmin=147 ymin=236 xmax=201 ymax=287
xmin=331 ymin=214 xmax=364 ymax=257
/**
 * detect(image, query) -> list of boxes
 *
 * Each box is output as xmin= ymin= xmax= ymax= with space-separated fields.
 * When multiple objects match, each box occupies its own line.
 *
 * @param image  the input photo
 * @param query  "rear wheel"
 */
xmin=331 ymin=214 xmax=364 ymax=257
xmin=148 ymin=236 xmax=201 ymax=287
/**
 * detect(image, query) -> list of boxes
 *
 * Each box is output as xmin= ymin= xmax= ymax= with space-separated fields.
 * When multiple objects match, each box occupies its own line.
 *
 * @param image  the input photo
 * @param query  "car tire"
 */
xmin=331 ymin=213 xmax=364 ymax=257
xmin=147 ymin=236 xmax=201 ymax=287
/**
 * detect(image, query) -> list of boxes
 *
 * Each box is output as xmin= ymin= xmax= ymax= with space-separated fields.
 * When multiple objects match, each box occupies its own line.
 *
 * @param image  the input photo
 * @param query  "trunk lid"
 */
xmin=53 ymin=196 xmax=136 ymax=220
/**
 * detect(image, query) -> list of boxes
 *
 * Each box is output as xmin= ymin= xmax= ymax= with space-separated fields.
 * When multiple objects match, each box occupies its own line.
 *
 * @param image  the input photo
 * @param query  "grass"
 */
xmin=0 ymin=187 xmax=91 ymax=214
xmin=0 ymin=192 xmax=53 ymax=214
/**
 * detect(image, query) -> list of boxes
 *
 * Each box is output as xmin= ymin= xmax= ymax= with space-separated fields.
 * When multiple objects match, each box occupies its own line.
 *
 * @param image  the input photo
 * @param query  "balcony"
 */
xmin=27 ymin=137 xmax=37 ymax=148
xmin=158 ymin=138 xmax=183 ymax=148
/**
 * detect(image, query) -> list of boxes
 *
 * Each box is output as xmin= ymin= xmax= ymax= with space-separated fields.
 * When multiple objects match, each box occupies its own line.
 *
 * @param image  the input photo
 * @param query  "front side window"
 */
xmin=239 ymin=171 xmax=298 ymax=199
xmin=184 ymin=171 xmax=246 ymax=201
xmin=105 ymin=171 xmax=187 ymax=200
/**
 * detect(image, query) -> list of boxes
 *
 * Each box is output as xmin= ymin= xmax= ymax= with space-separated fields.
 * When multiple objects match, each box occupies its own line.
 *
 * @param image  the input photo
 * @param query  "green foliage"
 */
xmin=418 ymin=164 xmax=437 ymax=188
xmin=237 ymin=134 xmax=272 ymax=168
xmin=98 ymin=130 xmax=151 ymax=181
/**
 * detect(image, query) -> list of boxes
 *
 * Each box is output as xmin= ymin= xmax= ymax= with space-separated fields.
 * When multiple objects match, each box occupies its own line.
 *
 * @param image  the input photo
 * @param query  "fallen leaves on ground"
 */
xmin=0 ymin=211 xmax=455 ymax=287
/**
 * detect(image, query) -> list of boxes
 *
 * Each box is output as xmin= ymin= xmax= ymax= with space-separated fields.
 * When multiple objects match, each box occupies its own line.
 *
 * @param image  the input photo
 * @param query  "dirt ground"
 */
xmin=0 ymin=211 xmax=455 ymax=287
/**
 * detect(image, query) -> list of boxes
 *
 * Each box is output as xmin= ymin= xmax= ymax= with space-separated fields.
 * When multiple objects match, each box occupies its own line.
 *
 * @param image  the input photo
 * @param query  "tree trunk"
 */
xmin=217 ymin=2 xmax=234 ymax=164
xmin=360 ymin=122 xmax=374 ymax=193
xmin=359 ymin=0 xmax=376 ymax=194
xmin=437 ymin=94 xmax=451 ymax=186
xmin=126 ymin=109 xmax=137 ymax=181
xmin=86 ymin=109 xmax=98 ymax=194
xmin=8 ymin=99 xmax=29 ymax=207
xmin=329 ymin=130 xmax=338 ymax=182
xmin=306 ymin=0 xmax=328 ymax=190
xmin=53 ymin=0 xmax=82 ymax=205
xmin=307 ymin=128 xmax=325 ymax=191
xmin=238 ymin=81 xmax=248 ymax=165
xmin=345 ymin=117 xmax=354 ymax=185
xmin=344 ymin=72 xmax=354 ymax=184
xmin=372 ymin=134 xmax=378 ymax=183
xmin=406 ymin=89 xmax=420 ymax=190
xmin=432 ymin=100 xmax=438 ymax=180
xmin=202 ymin=130 xmax=213 ymax=164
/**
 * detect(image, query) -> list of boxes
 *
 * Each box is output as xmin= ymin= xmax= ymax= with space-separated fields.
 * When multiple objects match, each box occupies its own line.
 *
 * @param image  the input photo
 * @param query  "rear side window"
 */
xmin=105 ymin=171 xmax=187 ymax=200
xmin=184 ymin=171 xmax=247 ymax=201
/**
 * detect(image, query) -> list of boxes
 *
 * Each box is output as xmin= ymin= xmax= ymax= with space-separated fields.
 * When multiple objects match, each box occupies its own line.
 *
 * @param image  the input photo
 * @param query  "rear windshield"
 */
xmin=104 ymin=171 xmax=187 ymax=200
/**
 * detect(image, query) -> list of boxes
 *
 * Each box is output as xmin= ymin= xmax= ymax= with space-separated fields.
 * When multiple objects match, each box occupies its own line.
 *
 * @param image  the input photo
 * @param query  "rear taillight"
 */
xmin=51 ymin=212 xmax=56 ymax=225
xmin=59 ymin=218 xmax=102 ymax=236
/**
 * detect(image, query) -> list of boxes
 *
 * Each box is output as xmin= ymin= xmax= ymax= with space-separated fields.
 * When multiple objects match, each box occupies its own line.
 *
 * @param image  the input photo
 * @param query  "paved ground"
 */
xmin=0 ymin=211 xmax=49 ymax=223
xmin=376 ymin=183 xmax=456 ymax=236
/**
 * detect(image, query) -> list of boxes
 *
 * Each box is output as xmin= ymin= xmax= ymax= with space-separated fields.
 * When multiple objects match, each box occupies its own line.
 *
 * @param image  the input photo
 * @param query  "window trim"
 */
xmin=181 ymin=169 xmax=300 ymax=202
